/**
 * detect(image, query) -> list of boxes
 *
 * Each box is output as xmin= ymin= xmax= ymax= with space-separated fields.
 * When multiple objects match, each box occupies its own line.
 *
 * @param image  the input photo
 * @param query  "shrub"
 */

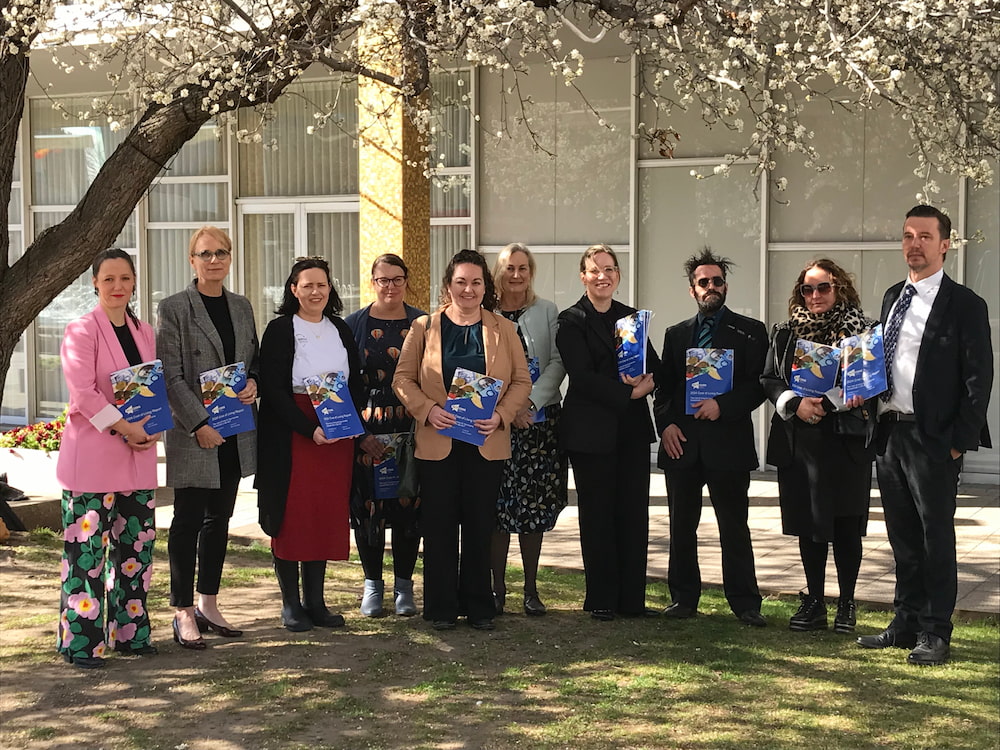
xmin=0 ymin=409 xmax=67 ymax=453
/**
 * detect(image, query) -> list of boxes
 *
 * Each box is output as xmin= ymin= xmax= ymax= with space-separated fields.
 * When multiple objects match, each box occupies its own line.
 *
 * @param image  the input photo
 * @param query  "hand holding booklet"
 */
xmin=615 ymin=310 xmax=652 ymax=378
xmin=110 ymin=359 xmax=174 ymax=434
xmin=439 ymin=367 xmax=503 ymax=447
xmin=199 ymin=361 xmax=255 ymax=438
xmin=304 ymin=371 xmax=364 ymax=440
xmin=684 ymin=348 xmax=734 ymax=414
xmin=841 ymin=324 xmax=887 ymax=400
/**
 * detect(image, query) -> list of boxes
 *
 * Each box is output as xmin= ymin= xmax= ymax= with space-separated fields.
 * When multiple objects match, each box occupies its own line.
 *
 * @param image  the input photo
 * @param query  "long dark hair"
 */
xmin=276 ymin=257 xmax=344 ymax=317
xmin=787 ymin=258 xmax=862 ymax=317
xmin=92 ymin=248 xmax=140 ymax=330
xmin=438 ymin=249 xmax=497 ymax=311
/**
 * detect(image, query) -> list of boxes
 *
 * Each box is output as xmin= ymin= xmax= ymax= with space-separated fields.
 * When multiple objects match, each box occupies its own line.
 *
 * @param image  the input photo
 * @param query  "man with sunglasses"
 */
xmin=653 ymin=248 xmax=768 ymax=627
xmin=858 ymin=205 xmax=993 ymax=666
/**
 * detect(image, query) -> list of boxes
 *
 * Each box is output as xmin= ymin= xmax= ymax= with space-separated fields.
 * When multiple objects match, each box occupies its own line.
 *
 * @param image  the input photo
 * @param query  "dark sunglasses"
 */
xmin=695 ymin=276 xmax=726 ymax=289
xmin=800 ymin=282 xmax=835 ymax=296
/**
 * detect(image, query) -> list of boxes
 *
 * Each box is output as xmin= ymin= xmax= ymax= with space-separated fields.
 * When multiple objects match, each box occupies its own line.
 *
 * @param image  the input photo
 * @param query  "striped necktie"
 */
xmin=881 ymin=284 xmax=916 ymax=402
xmin=698 ymin=316 xmax=716 ymax=349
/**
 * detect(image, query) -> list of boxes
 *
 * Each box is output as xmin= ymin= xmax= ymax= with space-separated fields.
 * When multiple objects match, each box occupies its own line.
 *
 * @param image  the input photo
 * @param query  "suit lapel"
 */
xmin=483 ymin=310 xmax=501 ymax=373
xmin=93 ymin=306 xmax=129 ymax=373
xmin=186 ymin=283 xmax=226 ymax=363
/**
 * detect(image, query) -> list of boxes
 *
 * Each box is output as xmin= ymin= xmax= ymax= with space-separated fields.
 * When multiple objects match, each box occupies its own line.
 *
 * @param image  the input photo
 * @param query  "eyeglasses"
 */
xmin=695 ymin=276 xmax=726 ymax=289
xmin=373 ymin=276 xmax=407 ymax=288
xmin=191 ymin=249 xmax=231 ymax=261
xmin=800 ymin=282 xmax=835 ymax=296
xmin=585 ymin=265 xmax=618 ymax=277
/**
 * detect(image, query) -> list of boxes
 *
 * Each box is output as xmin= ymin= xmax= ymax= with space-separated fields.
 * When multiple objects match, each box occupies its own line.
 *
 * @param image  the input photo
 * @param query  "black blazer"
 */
xmin=654 ymin=306 xmax=767 ymax=471
xmin=556 ymin=295 xmax=659 ymax=455
xmin=878 ymin=274 xmax=993 ymax=460
xmin=255 ymin=313 xmax=365 ymax=537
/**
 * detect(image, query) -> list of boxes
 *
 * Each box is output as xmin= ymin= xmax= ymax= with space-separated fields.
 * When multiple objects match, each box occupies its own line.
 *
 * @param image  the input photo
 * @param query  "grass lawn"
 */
xmin=1 ymin=529 xmax=997 ymax=749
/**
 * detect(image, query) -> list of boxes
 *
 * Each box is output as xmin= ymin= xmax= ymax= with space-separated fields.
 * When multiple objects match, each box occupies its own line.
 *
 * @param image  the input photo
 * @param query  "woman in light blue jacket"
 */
xmin=490 ymin=243 xmax=568 ymax=616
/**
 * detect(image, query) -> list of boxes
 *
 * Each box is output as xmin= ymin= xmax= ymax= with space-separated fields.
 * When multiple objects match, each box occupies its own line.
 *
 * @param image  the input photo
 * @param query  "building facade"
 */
xmin=6 ymin=42 xmax=998 ymax=479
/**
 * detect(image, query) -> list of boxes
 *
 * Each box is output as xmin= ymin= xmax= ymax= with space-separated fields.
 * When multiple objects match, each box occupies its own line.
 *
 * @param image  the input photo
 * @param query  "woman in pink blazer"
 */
xmin=394 ymin=250 xmax=531 ymax=631
xmin=56 ymin=249 xmax=162 ymax=669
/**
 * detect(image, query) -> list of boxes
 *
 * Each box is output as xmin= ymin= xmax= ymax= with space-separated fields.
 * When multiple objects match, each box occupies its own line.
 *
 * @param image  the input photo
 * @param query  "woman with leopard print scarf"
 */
xmin=761 ymin=259 xmax=879 ymax=636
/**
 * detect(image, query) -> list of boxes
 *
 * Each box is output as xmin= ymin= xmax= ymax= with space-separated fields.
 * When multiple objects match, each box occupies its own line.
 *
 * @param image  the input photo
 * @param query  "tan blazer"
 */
xmin=393 ymin=307 xmax=532 ymax=461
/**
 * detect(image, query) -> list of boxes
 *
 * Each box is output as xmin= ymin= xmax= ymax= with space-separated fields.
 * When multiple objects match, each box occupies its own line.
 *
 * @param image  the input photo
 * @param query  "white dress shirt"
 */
xmin=879 ymin=268 xmax=943 ymax=415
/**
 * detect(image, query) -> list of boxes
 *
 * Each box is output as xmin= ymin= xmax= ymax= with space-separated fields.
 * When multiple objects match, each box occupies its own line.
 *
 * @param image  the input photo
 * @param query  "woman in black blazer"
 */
xmin=556 ymin=244 xmax=659 ymax=621
xmin=256 ymin=258 xmax=365 ymax=632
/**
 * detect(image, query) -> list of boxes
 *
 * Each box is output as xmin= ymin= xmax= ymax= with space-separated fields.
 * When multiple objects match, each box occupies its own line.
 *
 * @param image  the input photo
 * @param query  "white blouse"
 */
xmin=291 ymin=315 xmax=350 ymax=387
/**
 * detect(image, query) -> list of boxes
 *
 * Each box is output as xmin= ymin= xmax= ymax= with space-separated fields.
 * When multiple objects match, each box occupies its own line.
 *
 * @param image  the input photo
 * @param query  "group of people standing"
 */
xmin=54 ymin=203 xmax=992 ymax=670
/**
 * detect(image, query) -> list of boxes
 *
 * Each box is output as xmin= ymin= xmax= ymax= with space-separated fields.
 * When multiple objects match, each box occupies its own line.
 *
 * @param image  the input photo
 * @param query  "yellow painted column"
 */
xmin=358 ymin=33 xmax=431 ymax=310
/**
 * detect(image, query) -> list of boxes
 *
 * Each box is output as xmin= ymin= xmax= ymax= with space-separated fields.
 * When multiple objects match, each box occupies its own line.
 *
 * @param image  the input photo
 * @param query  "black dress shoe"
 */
xmin=63 ymin=653 xmax=104 ymax=669
xmin=856 ymin=628 xmax=918 ymax=650
xmin=738 ymin=610 xmax=767 ymax=627
xmin=523 ymin=593 xmax=546 ymax=617
xmin=172 ymin=617 xmax=207 ymax=650
xmin=493 ymin=593 xmax=506 ymax=616
xmin=113 ymin=643 xmax=159 ymax=656
xmin=470 ymin=618 xmax=496 ymax=631
xmin=432 ymin=620 xmax=457 ymax=631
xmin=590 ymin=609 xmax=615 ymax=621
xmin=907 ymin=632 xmax=950 ymax=666
xmin=661 ymin=603 xmax=696 ymax=619
xmin=194 ymin=608 xmax=243 ymax=637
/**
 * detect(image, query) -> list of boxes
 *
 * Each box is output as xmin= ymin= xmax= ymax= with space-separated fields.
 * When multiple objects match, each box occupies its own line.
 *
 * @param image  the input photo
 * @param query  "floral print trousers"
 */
xmin=57 ymin=489 xmax=156 ymax=660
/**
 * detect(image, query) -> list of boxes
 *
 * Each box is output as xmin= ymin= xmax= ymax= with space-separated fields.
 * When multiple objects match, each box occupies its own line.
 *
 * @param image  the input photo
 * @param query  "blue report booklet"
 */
xmin=372 ymin=432 xmax=407 ymax=499
xmin=199 ymin=361 xmax=255 ymax=438
xmin=439 ymin=367 xmax=503 ymax=447
xmin=841 ymin=325 xmax=887 ymax=400
xmin=304 ymin=371 xmax=364 ymax=439
xmin=790 ymin=339 xmax=842 ymax=397
xmin=615 ymin=310 xmax=652 ymax=378
xmin=527 ymin=356 xmax=545 ymax=424
xmin=684 ymin=348 xmax=734 ymax=414
xmin=110 ymin=359 xmax=174 ymax=434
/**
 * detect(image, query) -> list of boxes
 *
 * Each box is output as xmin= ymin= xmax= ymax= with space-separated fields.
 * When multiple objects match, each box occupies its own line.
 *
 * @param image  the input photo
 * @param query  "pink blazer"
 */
xmin=56 ymin=306 xmax=159 ymax=494
xmin=393 ymin=307 xmax=532 ymax=461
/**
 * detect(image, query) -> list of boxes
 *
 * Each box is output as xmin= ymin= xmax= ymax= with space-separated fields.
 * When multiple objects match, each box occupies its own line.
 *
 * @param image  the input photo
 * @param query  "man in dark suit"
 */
xmin=858 ymin=205 xmax=993 ymax=666
xmin=653 ymin=248 xmax=768 ymax=626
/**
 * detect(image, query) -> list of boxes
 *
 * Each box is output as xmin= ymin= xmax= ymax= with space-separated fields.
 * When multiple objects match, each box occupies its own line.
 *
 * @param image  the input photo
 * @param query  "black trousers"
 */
xmin=168 ymin=441 xmax=241 ymax=608
xmin=876 ymin=421 xmax=960 ymax=641
xmin=418 ymin=442 xmax=504 ymax=623
xmin=665 ymin=464 xmax=761 ymax=614
xmin=568 ymin=440 xmax=650 ymax=615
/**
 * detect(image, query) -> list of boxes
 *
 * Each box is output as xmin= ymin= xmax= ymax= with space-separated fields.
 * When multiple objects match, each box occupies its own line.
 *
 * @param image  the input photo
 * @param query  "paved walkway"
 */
xmin=4 ymin=450 xmax=998 ymax=614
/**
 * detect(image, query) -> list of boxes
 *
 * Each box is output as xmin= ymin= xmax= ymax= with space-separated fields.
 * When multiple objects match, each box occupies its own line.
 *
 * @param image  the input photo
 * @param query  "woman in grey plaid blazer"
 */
xmin=157 ymin=227 xmax=260 ymax=649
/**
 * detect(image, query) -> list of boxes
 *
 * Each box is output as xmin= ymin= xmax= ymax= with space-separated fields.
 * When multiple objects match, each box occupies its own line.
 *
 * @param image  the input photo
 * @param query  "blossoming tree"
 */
xmin=1 ymin=0 xmax=997 ymax=413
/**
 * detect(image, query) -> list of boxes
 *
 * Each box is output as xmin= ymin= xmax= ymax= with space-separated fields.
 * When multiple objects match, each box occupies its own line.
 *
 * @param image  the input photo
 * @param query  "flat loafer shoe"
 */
xmin=661 ymin=603 xmax=696 ymax=619
xmin=194 ymin=608 xmax=243 ymax=638
xmin=113 ymin=643 xmax=159 ymax=656
xmin=856 ymin=628 xmax=918 ymax=650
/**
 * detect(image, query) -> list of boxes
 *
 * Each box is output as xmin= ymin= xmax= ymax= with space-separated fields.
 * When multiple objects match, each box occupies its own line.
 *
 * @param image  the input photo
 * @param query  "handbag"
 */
xmin=395 ymin=426 xmax=419 ymax=499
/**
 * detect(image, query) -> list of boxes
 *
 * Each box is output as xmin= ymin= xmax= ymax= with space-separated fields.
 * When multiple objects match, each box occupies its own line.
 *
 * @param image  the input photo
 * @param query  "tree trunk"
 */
xmin=0 ymin=51 xmax=30 ymax=285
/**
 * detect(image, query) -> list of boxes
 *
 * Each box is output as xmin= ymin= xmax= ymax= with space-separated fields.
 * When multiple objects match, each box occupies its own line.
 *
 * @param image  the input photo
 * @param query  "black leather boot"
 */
xmin=273 ymin=556 xmax=313 ymax=632
xmin=301 ymin=560 xmax=346 ymax=628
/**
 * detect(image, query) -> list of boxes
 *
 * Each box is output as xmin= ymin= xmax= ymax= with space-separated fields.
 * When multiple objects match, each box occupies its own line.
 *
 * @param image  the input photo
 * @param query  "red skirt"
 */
xmin=271 ymin=394 xmax=354 ymax=561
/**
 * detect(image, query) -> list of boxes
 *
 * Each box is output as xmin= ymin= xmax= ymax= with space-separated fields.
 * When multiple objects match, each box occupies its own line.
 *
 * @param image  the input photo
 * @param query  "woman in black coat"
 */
xmin=256 ymin=258 xmax=365 ymax=631
xmin=761 ymin=258 xmax=877 ymax=634
xmin=556 ymin=244 xmax=659 ymax=621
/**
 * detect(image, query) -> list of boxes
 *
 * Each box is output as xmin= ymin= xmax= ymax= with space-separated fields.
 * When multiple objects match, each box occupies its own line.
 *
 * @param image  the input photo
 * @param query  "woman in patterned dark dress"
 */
xmin=345 ymin=254 xmax=426 ymax=617
xmin=490 ymin=243 xmax=567 ymax=616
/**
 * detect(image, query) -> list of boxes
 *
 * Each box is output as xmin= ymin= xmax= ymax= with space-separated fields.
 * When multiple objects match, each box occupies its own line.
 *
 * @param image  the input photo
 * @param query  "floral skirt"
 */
xmin=496 ymin=405 xmax=568 ymax=534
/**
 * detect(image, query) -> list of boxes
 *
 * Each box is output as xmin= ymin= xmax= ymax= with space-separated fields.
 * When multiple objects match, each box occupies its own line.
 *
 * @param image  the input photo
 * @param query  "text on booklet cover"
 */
xmin=199 ymin=361 xmax=255 ymax=438
xmin=369 ymin=433 xmax=408 ymax=499
xmin=790 ymin=339 xmax=841 ymax=398
xmin=304 ymin=371 xmax=364 ymax=439
xmin=439 ymin=367 xmax=503 ymax=447
xmin=615 ymin=310 xmax=652 ymax=378
xmin=841 ymin=325 xmax=887 ymax=400
xmin=110 ymin=359 xmax=174 ymax=434
xmin=685 ymin=348 xmax=734 ymax=414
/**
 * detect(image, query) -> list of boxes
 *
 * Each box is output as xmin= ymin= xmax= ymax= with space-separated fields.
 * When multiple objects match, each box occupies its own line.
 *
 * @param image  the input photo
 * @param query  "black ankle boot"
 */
xmin=273 ymin=556 xmax=313 ymax=632
xmin=834 ymin=598 xmax=857 ymax=633
xmin=789 ymin=592 xmax=827 ymax=631
xmin=301 ymin=561 xmax=345 ymax=628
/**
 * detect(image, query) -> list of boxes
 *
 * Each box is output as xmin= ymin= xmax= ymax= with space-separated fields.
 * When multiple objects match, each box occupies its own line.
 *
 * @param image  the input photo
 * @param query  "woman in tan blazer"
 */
xmin=394 ymin=250 xmax=531 ymax=631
